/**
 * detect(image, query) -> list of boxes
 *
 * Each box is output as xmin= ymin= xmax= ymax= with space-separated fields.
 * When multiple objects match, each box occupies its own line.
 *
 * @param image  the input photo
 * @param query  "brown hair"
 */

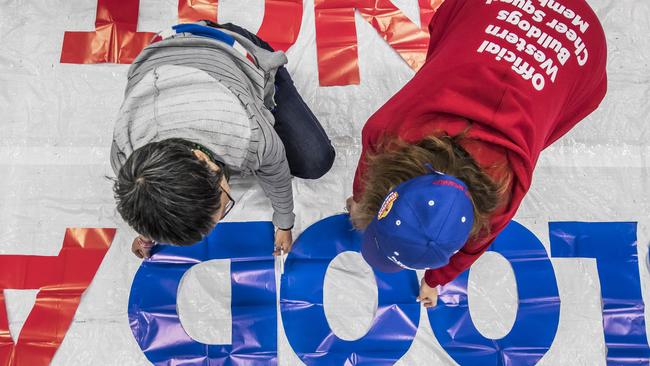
xmin=356 ymin=133 xmax=511 ymax=241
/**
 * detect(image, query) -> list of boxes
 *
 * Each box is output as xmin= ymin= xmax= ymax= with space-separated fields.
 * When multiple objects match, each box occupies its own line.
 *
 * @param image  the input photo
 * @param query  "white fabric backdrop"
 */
xmin=0 ymin=0 xmax=648 ymax=364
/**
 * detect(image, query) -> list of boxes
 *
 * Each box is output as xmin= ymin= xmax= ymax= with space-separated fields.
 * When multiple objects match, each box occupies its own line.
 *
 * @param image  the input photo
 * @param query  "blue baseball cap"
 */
xmin=361 ymin=172 xmax=474 ymax=273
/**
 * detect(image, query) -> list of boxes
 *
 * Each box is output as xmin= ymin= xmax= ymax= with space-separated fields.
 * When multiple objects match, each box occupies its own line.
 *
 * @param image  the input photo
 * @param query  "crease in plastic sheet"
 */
xmin=60 ymin=0 xmax=157 ymax=64
xmin=2 ymin=0 xmax=649 ymax=364
xmin=280 ymin=214 xmax=421 ymax=365
xmin=178 ymin=0 xmax=303 ymax=52
xmin=128 ymin=221 xmax=278 ymax=366
xmin=0 ymin=228 xmax=115 ymax=366
xmin=429 ymin=221 xmax=561 ymax=366
xmin=550 ymin=222 xmax=650 ymax=365
xmin=314 ymin=0 xmax=443 ymax=86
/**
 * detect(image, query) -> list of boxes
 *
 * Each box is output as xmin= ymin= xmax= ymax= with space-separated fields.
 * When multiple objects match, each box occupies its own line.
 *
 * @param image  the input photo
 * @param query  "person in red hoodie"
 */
xmin=347 ymin=0 xmax=607 ymax=307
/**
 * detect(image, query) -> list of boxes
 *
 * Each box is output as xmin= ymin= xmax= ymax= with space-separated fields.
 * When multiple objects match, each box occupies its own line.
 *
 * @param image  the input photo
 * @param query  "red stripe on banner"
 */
xmin=315 ymin=0 xmax=444 ymax=86
xmin=0 ymin=228 xmax=115 ymax=366
xmin=60 ymin=0 xmax=156 ymax=64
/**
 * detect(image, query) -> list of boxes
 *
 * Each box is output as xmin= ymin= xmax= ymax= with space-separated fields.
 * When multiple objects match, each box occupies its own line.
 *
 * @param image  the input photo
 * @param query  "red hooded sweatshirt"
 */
xmin=353 ymin=0 xmax=607 ymax=287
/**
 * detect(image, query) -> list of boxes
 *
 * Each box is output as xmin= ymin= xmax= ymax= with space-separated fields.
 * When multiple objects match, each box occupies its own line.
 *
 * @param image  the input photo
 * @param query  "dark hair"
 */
xmin=113 ymin=138 xmax=223 ymax=245
xmin=357 ymin=133 xmax=511 ymax=241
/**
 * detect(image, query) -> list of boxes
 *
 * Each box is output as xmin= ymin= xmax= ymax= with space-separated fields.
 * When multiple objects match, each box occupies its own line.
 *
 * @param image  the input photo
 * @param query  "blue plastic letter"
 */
xmin=429 ymin=220 xmax=561 ymax=366
xmin=128 ymin=222 xmax=277 ymax=365
xmin=550 ymin=222 xmax=650 ymax=365
xmin=281 ymin=214 xmax=420 ymax=365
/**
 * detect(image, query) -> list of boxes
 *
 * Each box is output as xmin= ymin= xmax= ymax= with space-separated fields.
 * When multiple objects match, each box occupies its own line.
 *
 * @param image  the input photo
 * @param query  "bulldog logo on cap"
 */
xmin=377 ymin=191 xmax=398 ymax=220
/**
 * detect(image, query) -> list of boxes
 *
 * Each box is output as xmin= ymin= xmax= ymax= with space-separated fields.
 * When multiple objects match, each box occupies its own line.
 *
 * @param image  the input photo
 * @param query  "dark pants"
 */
xmin=208 ymin=22 xmax=336 ymax=180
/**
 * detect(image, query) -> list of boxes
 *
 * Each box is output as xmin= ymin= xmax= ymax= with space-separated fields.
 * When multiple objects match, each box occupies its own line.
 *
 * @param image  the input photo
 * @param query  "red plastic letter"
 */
xmin=178 ymin=0 xmax=219 ymax=24
xmin=0 ymin=228 xmax=115 ymax=365
xmin=60 ymin=0 xmax=156 ymax=64
xmin=315 ymin=0 xmax=443 ymax=86
xmin=178 ymin=0 xmax=303 ymax=52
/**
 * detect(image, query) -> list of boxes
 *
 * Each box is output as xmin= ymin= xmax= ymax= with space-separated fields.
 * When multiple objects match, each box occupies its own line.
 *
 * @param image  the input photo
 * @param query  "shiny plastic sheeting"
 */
xmin=61 ymin=0 xmax=303 ymax=65
xmin=429 ymin=221 xmax=560 ymax=366
xmin=314 ymin=0 xmax=442 ymax=86
xmin=280 ymin=214 xmax=420 ymax=365
xmin=1 ymin=0 xmax=650 ymax=364
xmin=128 ymin=222 xmax=277 ymax=366
xmin=550 ymin=222 xmax=650 ymax=365
xmin=126 ymin=216 xmax=650 ymax=365
xmin=60 ymin=0 xmax=156 ymax=64
xmin=178 ymin=0 xmax=220 ymax=24
xmin=58 ymin=0 xmax=436 ymax=85
xmin=178 ymin=0 xmax=304 ymax=52
xmin=0 ymin=228 xmax=115 ymax=366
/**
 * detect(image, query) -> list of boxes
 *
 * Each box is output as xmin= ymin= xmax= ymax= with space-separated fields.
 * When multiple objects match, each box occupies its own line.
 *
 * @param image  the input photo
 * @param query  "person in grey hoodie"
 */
xmin=111 ymin=22 xmax=334 ymax=258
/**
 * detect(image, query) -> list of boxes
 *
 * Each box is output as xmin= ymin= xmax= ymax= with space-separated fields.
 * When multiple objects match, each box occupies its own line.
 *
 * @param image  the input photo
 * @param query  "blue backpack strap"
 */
xmin=172 ymin=23 xmax=236 ymax=46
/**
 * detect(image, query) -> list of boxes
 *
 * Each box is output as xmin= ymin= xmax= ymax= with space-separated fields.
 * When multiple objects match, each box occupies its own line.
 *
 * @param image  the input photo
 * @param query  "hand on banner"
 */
xmin=273 ymin=228 xmax=293 ymax=256
xmin=132 ymin=235 xmax=155 ymax=259
xmin=346 ymin=196 xmax=364 ymax=230
xmin=417 ymin=278 xmax=438 ymax=308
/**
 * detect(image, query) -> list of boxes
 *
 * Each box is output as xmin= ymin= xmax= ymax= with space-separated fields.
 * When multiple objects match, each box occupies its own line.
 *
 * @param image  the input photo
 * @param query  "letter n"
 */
xmin=315 ymin=0 xmax=443 ymax=86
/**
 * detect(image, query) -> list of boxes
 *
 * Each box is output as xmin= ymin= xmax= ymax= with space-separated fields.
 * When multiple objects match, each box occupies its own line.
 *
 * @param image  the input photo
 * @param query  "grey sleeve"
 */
xmin=256 ymin=128 xmax=295 ymax=230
